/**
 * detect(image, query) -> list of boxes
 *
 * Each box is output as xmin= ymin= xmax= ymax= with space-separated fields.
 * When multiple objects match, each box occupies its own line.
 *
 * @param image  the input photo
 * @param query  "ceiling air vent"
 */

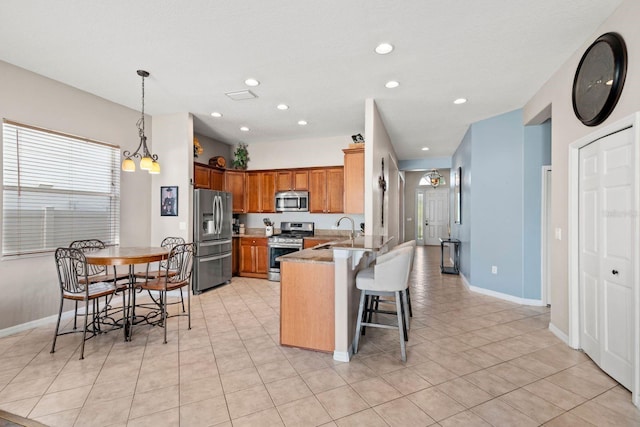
xmin=225 ymin=90 xmax=257 ymax=101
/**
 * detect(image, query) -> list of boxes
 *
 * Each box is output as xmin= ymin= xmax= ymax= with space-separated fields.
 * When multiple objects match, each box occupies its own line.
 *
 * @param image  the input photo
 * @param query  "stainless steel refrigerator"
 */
xmin=193 ymin=189 xmax=232 ymax=294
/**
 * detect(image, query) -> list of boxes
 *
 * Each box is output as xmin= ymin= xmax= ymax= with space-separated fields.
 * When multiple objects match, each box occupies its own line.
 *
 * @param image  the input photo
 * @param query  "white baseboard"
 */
xmin=549 ymin=322 xmax=571 ymax=346
xmin=461 ymin=273 xmax=545 ymax=306
xmin=0 ymin=309 xmax=75 ymax=338
xmin=334 ymin=349 xmax=352 ymax=362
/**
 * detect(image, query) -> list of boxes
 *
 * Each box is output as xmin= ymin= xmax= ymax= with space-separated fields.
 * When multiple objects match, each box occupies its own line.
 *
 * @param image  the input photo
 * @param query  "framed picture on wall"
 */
xmin=161 ymin=186 xmax=178 ymax=216
xmin=454 ymin=167 xmax=462 ymax=224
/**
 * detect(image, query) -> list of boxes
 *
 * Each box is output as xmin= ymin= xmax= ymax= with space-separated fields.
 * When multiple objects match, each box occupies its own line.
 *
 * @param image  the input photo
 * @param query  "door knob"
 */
xmin=425 ymin=221 xmax=429 ymax=226
xmin=612 ymin=269 xmax=619 ymax=275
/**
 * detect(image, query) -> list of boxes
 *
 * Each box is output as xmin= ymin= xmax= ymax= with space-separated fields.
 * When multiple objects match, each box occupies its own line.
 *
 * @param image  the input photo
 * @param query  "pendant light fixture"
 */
xmin=122 ymin=70 xmax=160 ymax=174
xmin=426 ymin=169 xmax=445 ymax=188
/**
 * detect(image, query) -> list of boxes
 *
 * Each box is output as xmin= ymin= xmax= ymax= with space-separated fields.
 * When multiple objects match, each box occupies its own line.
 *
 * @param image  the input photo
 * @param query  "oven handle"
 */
xmin=268 ymin=243 xmax=303 ymax=249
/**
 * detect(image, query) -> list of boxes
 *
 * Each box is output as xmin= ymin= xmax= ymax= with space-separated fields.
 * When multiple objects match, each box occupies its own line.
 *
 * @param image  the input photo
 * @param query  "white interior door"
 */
xmin=415 ymin=188 xmax=449 ymax=246
xmin=579 ymin=127 xmax=635 ymax=390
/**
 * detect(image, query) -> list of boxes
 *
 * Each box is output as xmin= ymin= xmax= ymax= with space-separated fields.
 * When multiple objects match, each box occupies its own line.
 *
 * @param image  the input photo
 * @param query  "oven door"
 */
xmin=268 ymin=244 xmax=301 ymax=280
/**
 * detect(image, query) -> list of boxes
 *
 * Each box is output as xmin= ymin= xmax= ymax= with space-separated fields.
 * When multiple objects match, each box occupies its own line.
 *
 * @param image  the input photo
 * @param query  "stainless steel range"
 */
xmin=267 ymin=221 xmax=314 ymax=281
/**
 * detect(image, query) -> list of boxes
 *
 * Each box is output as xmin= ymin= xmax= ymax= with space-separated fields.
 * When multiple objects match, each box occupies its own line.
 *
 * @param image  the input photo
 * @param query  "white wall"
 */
xmin=523 ymin=0 xmax=640 ymax=334
xmin=0 ymin=61 xmax=151 ymax=330
xmin=238 ymin=135 xmax=351 ymax=170
xmin=365 ymin=99 xmax=401 ymax=240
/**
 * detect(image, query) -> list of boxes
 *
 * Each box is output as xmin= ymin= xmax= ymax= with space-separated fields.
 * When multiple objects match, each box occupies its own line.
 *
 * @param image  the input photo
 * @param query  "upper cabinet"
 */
xmin=246 ymin=171 xmax=276 ymax=213
xmin=342 ymin=147 xmax=364 ymax=214
xmin=194 ymin=163 xmax=224 ymax=191
xmin=225 ymin=171 xmax=246 ymax=213
xmin=276 ymin=170 xmax=309 ymax=191
xmin=309 ymin=167 xmax=344 ymax=213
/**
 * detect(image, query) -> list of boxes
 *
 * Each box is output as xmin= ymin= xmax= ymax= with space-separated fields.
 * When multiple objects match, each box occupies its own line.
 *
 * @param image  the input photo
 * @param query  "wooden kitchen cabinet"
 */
xmin=239 ymin=237 xmax=268 ymax=278
xmin=225 ymin=171 xmax=246 ymax=213
xmin=276 ymin=170 xmax=309 ymax=191
xmin=246 ymin=171 xmax=276 ymax=213
xmin=303 ymin=238 xmax=335 ymax=249
xmin=309 ymin=167 xmax=344 ymax=213
xmin=342 ymin=147 xmax=364 ymax=214
xmin=194 ymin=163 xmax=224 ymax=191
xmin=280 ymin=260 xmax=335 ymax=352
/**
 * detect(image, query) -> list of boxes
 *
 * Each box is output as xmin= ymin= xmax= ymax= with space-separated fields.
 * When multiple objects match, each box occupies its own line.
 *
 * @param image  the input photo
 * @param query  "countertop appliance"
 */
xmin=268 ymin=221 xmax=314 ymax=281
xmin=193 ymin=189 xmax=232 ymax=293
xmin=275 ymin=191 xmax=309 ymax=212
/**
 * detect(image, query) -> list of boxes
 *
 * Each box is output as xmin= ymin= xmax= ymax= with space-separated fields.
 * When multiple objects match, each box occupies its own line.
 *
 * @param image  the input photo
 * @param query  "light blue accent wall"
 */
xmin=451 ymin=128 xmax=472 ymax=279
xmin=399 ymin=157 xmax=451 ymax=171
xmin=470 ymin=109 xmax=524 ymax=296
xmin=522 ymin=120 xmax=551 ymax=299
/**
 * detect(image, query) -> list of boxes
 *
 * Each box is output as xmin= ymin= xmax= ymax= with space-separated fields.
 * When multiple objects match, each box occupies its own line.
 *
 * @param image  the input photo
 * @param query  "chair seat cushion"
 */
xmin=134 ymin=270 xmax=178 ymax=280
xmin=64 ymin=282 xmax=116 ymax=300
xmin=139 ymin=278 xmax=189 ymax=292
xmin=79 ymin=272 xmax=129 ymax=284
xmin=355 ymin=266 xmax=375 ymax=290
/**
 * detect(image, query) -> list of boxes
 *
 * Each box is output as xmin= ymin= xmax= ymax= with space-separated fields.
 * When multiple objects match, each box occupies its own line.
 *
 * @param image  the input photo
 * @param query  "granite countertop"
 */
xmin=277 ymin=235 xmax=393 ymax=265
xmin=278 ymin=247 xmax=335 ymax=264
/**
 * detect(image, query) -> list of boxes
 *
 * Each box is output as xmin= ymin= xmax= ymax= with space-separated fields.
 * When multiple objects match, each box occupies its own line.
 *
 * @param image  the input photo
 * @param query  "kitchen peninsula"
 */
xmin=278 ymin=235 xmax=393 ymax=361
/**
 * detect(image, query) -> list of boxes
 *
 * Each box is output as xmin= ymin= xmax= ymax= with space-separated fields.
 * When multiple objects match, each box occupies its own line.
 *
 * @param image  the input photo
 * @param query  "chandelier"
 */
xmin=122 ymin=70 xmax=160 ymax=174
xmin=426 ymin=169 xmax=445 ymax=188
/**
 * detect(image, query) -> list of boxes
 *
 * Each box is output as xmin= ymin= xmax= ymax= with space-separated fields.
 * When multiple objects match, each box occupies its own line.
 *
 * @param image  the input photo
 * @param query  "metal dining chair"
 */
xmin=51 ymin=247 xmax=118 ymax=359
xmin=134 ymin=236 xmax=186 ymax=312
xmin=139 ymin=243 xmax=195 ymax=343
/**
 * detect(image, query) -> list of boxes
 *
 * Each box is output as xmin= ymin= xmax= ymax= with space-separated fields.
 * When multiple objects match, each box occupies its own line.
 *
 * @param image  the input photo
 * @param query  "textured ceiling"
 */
xmin=0 ymin=0 xmax=623 ymax=161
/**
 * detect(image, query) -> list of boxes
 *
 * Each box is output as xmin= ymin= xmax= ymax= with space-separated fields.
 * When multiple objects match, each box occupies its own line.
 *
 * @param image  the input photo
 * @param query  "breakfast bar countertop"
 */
xmin=277 ymin=235 xmax=393 ymax=265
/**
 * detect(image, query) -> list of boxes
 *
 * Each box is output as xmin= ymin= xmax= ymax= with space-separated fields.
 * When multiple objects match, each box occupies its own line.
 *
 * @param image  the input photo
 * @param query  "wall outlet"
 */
xmin=555 ymin=227 xmax=562 ymax=240
xmin=491 ymin=266 xmax=498 ymax=274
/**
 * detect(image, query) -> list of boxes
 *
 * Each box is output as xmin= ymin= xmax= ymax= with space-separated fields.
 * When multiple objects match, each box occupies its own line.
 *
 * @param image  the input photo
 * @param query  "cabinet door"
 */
xmin=225 ymin=171 xmax=246 ymax=213
xmin=276 ymin=171 xmax=292 ymax=191
xmin=239 ymin=240 xmax=254 ymax=274
xmin=210 ymin=169 xmax=225 ymax=191
xmin=246 ymin=172 xmax=261 ymax=212
xmin=255 ymin=244 xmax=268 ymax=274
xmin=326 ymin=167 xmax=344 ymax=213
xmin=309 ymin=169 xmax=327 ymax=213
xmin=292 ymin=170 xmax=309 ymax=190
xmin=194 ymin=164 xmax=211 ymax=189
xmin=260 ymin=172 xmax=276 ymax=213
xmin=343 ymin=148 xmax=364 ymax=214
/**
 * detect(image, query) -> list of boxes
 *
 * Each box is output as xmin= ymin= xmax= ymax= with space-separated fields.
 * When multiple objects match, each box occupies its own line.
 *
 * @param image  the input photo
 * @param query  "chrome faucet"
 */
xmin=336 ymin=216 xmax=355 ymax=240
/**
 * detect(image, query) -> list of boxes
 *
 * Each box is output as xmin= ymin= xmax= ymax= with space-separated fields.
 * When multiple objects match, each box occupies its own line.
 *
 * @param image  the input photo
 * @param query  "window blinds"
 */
xmin=2 ymin=120 xmax=120 ymax=256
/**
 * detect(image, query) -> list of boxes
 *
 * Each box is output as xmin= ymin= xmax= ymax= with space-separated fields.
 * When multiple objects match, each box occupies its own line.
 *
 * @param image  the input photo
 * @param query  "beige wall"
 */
xmin=523 ymin=0 xmax=640 ymax=335
xmin=0 ymin=60 xmax=152 ymax=331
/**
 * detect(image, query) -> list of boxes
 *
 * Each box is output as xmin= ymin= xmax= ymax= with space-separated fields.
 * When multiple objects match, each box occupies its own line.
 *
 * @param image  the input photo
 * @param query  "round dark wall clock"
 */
xmin=572 ymin=32 xmax=627 ymax=127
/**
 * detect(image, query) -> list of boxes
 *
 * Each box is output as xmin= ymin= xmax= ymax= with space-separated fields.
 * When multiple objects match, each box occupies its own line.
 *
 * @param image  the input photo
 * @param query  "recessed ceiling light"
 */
xmin=375 ymin=43 xmax=394 ymax=54
xmin=453 ymin=98 xmax=467 ymax=104
xmin=605 ymin=79 xmax=613 ymax=86
xmin=277 ymin=104 xmax=289 ymax=110
xmin=298 ymin=120 xmax=308 ymax=126
xmin=240 ymin=126 xmax=250 ymax=132
xmin=421 ymin=147 xmax=430 ymax=151
xmin=385 ymin=80 xmax=400 ymax=89
xmin=210 ymin=112 xmax=222 ymax=118
xmin=244 ymin=78 xmax=260 ymax=87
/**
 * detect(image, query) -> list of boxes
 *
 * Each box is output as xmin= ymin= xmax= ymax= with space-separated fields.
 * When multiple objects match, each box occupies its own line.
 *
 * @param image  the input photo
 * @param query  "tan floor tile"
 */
xmin=33 ymin=408 xmax=80 ymax=427
xmin=315 ymin=385 xmax=369 ymax=419
xmin=543 ymin=411 xmax=598 ymax=426
xmin=220 ymin=366 xmax=262 ymax=393
xmin=127 ymin=407 xmax=180 ymax=427
xmin=256 ymin=359 xmax=298 ymax=384
xmin=179 ymin=358 xmax=220 ymax=382
xmin=302 ymin=367 xmax=347 ymax=394
xmin=233 ymin=407 xmax=284 ymax=427
xmin=411 ymin=360 xmax=458 ymax=385
xmin=74 ymin=394 xmax=132 ymax=427
xmin=215 ymin=353 xmax=255 ymax=374
xmin=436 ymin=377 xmax=493 ymax=408
xmin=179 ymin=395 xmax=230 ymax=426
xmin=0 ymin=397 xmax=39 ymax=418
xmin=248 ymin=345 xmax=287 ymax=366
xmin=85 ymin=377 xmax=137 ymax=405
xmin=439 ymin=410 xmax=492 ymax=427
xmin=277 ymin=395 xmax=332 ymax=426
xmin=266 ymin=376 xmax=313 ymax=406
xmin=226 ymin=384 xmax=274 ymax=419
xmin=129 ymin=385 xmax=179 ymax=420
xmin=381 ymin=367 xmax=431 ymax=395
xmin=407 ymin=387 xmax=465 ymax=421
xmin=29 ymin=385 xmax=92 ymax=418
xmin=546 ymin=370 xmax=613 ymax=399
xmin=0 ymin=376 xmax=55 ymax=404
xmin=592 ymin=388 xmax=640 ymax=422
xmin=463 ymin=369 xmax=518 ymax=397
xmin=433 ymin=353 xmax=483 ymax=376
xmin=350 ymin=377 xmax=401 ymax=406
xmin=499 ymin=388 xmax=564 ymax=424
xmin=471 ymin=399 xmax=538 ymax=427
xmin=333 ymin=361 xmax=378 ymax=384
xmin=359 ymin=352 xmax=406 ymax=375
xmin=46 ymin=370 xmax=99 ymax=394
xmin=136 ymin=367 xmax=179 ymax=393
xmin=570 ymin=400 xmax=640 ymax=427
xmin=335 ymin=408 xmax=388 ymax=426
xmin=485 ymin=361 xmax=540 ymax=387
xmin=179 ymin=375 xmax=224 ymax=405
xmin=373 ymin=396 xmax=436 ymax=426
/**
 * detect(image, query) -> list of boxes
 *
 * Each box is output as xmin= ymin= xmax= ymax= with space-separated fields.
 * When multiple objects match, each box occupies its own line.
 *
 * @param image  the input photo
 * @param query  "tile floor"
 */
xmin=1 ymin=246 xmax=639 ymax=426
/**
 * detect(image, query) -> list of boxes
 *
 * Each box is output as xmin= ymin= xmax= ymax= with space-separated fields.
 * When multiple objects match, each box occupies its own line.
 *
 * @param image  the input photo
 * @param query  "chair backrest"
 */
xmin=55 ymin=247 xmax=89 ymax=295
xmin=69 ymin=239 xmax=106 ymax=276
xmin=373 ymin=245 xmax=413 ymax=292
xmin=166 ymin=243 xmax=196 ymax=285
xmin=395 ymin=240 xmax=416 ymax=271
xmin=160 ymin=236 xmax=186 ymax=269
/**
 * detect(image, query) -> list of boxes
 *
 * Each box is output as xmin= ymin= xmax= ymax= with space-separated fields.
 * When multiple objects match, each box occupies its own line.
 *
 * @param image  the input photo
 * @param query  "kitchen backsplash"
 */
xmin=239 ymin=212 xmax=364 ymax=233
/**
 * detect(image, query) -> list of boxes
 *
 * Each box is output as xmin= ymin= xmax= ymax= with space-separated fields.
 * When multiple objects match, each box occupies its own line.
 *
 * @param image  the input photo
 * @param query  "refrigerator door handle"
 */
xmin=199 ymin=239 xmax=232 ymax=247
xmin=199 ymin=252 xmax=232 ymax=262
xmin=218 ymin=195 xmax=224 ymax=236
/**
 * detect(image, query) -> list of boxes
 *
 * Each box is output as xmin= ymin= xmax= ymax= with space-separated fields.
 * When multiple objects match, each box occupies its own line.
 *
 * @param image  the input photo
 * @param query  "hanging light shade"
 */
xmin=122 ymin=70 xmax=160 ymax=174
xmin=426 ymin=169 xmax=445 ymax=188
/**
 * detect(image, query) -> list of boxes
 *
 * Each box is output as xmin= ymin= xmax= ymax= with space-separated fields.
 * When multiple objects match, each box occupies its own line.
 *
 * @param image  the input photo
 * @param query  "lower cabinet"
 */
xmin=239 ymin=237 xmax=268 ymax=278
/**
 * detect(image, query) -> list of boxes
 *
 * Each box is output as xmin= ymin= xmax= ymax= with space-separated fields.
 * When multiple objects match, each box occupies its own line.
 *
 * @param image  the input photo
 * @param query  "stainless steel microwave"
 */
xmin=275 ymin=191 xmax=309 ymax=212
